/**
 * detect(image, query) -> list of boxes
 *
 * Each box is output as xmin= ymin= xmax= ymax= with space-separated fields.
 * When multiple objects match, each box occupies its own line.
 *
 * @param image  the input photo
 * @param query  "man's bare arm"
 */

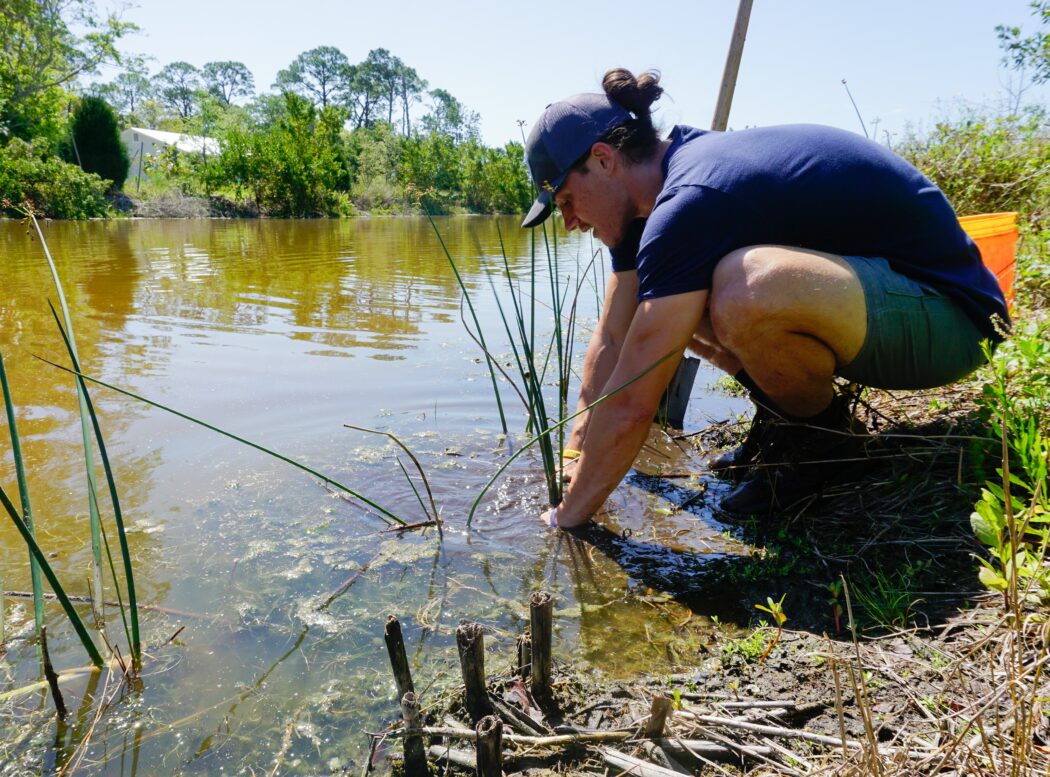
xmin=553 ymin=289 xmax=708 ymax=527
xmin=564 ymin=270 xmax=639 ymax=454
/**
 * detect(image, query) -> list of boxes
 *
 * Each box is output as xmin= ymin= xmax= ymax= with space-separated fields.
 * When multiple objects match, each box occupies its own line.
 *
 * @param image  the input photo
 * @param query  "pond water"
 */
xmin=0 ymin=217 xmax=751 ymax=775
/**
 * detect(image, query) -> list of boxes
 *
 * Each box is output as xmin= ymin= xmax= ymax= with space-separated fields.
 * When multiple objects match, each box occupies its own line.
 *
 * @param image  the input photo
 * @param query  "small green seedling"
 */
xmin=754 ymin=594 xmax=788 ymax=664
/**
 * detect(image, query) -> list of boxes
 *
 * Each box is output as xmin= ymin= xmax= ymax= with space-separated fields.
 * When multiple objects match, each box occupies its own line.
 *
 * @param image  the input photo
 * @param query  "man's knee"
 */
xmin=708 ymin=246 xmax=780 ymax=346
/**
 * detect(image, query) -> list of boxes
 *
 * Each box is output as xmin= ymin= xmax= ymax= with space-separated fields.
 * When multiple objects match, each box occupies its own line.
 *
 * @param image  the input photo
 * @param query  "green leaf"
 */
xmin=971 ymin=510 xmax=1000 ymax=548
xmin=978 ymin=564 xmax=1009 ymax=592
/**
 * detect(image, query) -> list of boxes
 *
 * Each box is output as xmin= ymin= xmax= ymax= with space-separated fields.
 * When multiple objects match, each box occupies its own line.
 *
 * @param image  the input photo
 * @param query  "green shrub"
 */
xmin=460 ymin=141 xmax=532 ymax=214
xmin=0 ymin=138 xmax=110 ymax=218
xmin=64 ymin=96 xmax=129 ymax=191
xmin=897 ymin=110 xmax=1050 ymax=221
xmin=971 ymin=321 xmax=1050 ymax=607
xmin=214 ymin=94 xmax=349 ymax=216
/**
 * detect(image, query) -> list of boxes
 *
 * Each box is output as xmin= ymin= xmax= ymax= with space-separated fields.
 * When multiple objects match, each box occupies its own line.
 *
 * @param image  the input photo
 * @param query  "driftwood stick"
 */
xmin=691 ymin=713 xmax=864 ymax=749
xmin=456 ymin=622 xmax=491 ymax=723
xmin=640 ymin=741 xmax=691 ymax=774
xmin=529 ymin=592 xmax=553 ymax=697
xmin=599 ymin=746 xmax=687 ymax=777
xmin=401 ymin=692 xmax=430 ymax=777
xmin=427 ymin=745 xmax=476 ymax=770
xmin=475 ymin=715 xmax=503 ymax=777
xmin=487 ymin=691 xmax=550 ymax=735
xmin=657 ymin=738 xmax=773 ymax=759
xmin=645 ymin=695 xmax=673 ymax=738
xmin=385 ymin=615 xmax=415 ymax=699
xmin=3 ymin=589 xmax=206 ymax=620
xmin=398 ymin=725 xmax=632 ymax=746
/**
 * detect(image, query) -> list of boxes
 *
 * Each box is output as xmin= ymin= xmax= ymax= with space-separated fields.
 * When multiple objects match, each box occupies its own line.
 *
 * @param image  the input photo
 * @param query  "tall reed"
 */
xmin=428 ymin=216 xmax=602 ymax=513
xmin=24 ymin=209 xmax=106 ymax=622
xmin=0 ymin=350 xmax=44 ymax=653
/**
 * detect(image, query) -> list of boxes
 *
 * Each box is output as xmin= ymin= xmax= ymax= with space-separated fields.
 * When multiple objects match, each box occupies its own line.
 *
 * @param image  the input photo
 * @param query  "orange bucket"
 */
xmin=958 ymin=212 xmax=1019 ymax=308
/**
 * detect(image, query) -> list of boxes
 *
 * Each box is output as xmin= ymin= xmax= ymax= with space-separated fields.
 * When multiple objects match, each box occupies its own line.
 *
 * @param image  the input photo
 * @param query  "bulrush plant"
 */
xmin=425 ymin=211 xmax=625 ymax=520
xmin=426 ymin=213 xmax=575 ymax=508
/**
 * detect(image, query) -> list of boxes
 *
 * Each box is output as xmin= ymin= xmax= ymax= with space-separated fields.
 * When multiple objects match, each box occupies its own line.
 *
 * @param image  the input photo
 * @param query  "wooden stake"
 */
xmin=456 ymin=622 xmax=491 ymax=723
xmin=644 ymin=695 xmax=673 ymax=738
xmin=401 ymin=692 xmax=430 ymax=777
xmin=529 ymin=591 xmax=552 ymax=698
xmin=385 ymin=615 xmax=415 ymax=700
xmin=475 ymin=715 xmax=503 ymax=777
xmin=710 ymin=0 xmax=754 ymax=132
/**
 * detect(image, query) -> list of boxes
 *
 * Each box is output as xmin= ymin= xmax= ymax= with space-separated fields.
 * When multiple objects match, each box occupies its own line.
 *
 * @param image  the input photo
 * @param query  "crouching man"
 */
xmin=521 ymin=69 xmax=1008 ymax=527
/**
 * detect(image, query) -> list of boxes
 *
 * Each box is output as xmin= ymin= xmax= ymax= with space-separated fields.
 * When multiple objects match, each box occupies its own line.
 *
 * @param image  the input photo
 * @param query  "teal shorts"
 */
xmin=837 ymin=256 xmax=988 ymax=390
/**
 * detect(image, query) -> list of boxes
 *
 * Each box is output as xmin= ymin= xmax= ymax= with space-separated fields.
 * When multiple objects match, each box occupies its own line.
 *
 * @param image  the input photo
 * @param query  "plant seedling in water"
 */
xmin=754 ymin=594 xmax=788 ymax=664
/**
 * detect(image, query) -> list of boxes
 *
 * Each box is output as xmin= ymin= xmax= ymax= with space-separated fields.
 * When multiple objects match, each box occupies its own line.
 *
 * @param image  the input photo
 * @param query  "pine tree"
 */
xmin=68 ymin=96 xmax=130 ymax=191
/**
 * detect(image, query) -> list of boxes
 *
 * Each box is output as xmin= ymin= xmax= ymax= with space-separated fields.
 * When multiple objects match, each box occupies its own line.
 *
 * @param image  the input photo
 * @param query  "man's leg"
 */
xmin=701 ymin=245 xmax=869 ymax=513
xmin=707 ymin=245 xmax=867 ymax=415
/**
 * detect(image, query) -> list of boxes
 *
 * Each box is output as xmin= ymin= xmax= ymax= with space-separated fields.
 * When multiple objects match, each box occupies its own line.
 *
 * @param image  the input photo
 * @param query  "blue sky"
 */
xmin=109 ymin=0 xmax=1048 ymax=146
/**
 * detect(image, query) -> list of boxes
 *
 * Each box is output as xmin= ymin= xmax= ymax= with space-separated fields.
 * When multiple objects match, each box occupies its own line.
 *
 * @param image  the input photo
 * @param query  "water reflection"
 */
xmin=0 ymin=217 xmax=748 ymax=775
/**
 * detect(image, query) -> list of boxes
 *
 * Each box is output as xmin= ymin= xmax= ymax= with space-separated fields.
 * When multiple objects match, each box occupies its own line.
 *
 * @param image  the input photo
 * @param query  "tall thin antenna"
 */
xmin=841 ymin=79 xmax=869 ymax=139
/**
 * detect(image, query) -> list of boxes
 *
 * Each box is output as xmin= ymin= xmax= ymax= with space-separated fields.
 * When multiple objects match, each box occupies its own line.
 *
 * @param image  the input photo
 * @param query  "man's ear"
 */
xmin=590 ymin=142 xmax=617 ymax=172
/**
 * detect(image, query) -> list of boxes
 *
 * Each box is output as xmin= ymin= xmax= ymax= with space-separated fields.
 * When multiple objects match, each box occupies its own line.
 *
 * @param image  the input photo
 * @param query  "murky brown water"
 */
xmin=0 ymin=217 xmax=750 ymax=775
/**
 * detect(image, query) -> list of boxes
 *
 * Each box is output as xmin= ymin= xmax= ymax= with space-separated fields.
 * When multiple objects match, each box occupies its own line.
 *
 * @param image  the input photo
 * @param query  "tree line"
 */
xmin=0 ymin=1 xmax=531 ymax=218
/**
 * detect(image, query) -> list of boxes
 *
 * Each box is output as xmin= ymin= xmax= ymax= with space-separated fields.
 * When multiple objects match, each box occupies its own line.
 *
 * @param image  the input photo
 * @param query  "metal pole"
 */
xmin=710 ymin=0 xmax=754 ymax=132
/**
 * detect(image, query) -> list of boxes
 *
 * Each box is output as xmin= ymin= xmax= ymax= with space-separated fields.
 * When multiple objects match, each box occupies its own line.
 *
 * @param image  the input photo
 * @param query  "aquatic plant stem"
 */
xmin=466 ymin=349 xmax=678 ymax=526
xmin=0 ymin=349 xmax=45 ymax=654
xmin=423 ymin=210 xmax=508 ymax=435
xmin=343 ymin=424 xmax=441 ymax=537
xmin=49 ymin=304 xmax=141 ymax=669
xmin=0 ymin=484 xmax=104 ymax=667
xmin=37 ymin=358 xmax=407 ymax=526
xmin=27 ymin=210 xmax=105 ymax=623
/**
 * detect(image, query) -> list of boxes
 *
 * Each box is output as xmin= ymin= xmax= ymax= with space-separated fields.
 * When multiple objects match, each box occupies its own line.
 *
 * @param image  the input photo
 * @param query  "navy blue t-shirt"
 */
xmin=609 ymin=125 xmax=1009 ymax=338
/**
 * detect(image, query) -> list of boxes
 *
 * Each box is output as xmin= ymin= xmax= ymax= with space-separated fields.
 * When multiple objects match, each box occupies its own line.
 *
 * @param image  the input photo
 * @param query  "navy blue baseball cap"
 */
xmin=521 ymin=93 xmax=632 ymax=228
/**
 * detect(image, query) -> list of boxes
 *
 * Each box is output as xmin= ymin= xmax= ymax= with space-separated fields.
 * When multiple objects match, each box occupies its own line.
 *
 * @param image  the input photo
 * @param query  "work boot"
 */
xmin=707 ymin=402 xmax=777 ymax=482
xmin=708 ymin=370 xmax=780 ymax=483
xmin=719 ymin=393 xmax=869 ymax=516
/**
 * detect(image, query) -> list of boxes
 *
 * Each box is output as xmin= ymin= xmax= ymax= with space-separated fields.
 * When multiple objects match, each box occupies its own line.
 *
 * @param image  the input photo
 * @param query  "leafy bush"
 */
xmin=971 ymin=321 xmax=1050 ymax=607
xmin=460 ymin=141 xmax=532 ymax=214
xmin=897 ymin=110 xmax=1050 ymax=222
xmin=0 ymin=138 xmax=110 ymax=218
xmin=63 ymin=96 xmax=129 ymax=190
xmin=215 ymin=94 xmax=350 ymax=216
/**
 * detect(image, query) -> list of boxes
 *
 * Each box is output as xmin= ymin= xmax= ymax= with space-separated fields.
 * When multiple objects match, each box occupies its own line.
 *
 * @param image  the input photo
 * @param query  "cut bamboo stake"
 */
xmin=710 ymin=0 xmax=754 ymax=132
xmin=456 ymin=622 xmax=491 ymax=723
xmin=385 ymin=615 xmax=415 ymax=700
xmin=645 ymin=695 xmax=673 ymax=738
xmin=529 ymin=592 xmax=553 ymax=698
xmin=516 ymin=632 xmax=531 ymax=678
xmin=401 ymin=692 xmax=429 ymax=777
xmin=475 ymin=715 xmax=503 ymax=777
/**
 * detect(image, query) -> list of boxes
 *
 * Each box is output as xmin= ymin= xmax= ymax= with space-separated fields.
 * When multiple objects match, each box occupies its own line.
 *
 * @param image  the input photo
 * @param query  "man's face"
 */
xmin=552 ymin=150 xmax=631 ymax=248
